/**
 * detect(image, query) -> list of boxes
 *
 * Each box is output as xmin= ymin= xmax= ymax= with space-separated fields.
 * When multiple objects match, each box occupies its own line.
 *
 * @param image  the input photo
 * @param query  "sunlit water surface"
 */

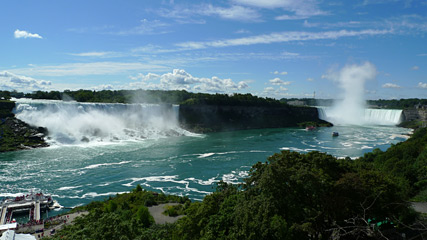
xmin=0 ymin=124 xmax=411 ymax=217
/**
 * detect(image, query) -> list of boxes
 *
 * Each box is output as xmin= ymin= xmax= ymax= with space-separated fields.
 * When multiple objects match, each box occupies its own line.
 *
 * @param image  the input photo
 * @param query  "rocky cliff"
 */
xmin=0 ymin=100 xmax=48 ymax=152
xmin=402 ymin=108 xmax=427 ymax=122
xmin=399 ymin=108 xmax=427 ymax=129
xmin=179 ymin=104 xmax=330 ymax=133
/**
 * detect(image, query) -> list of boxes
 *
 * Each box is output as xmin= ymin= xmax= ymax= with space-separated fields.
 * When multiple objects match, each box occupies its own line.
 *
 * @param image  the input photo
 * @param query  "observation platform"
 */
xmin=0 ymin=193 xmax=54 ymax=228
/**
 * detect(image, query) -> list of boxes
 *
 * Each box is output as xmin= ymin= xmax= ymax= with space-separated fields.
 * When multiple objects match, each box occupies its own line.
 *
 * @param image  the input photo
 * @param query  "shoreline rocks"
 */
xmin=0 ymin=100 xmax=48 ymax=152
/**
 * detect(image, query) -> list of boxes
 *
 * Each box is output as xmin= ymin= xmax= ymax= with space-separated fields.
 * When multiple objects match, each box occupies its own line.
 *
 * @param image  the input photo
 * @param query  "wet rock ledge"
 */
xmin=0 ymin=100 xmax=48 ymax=152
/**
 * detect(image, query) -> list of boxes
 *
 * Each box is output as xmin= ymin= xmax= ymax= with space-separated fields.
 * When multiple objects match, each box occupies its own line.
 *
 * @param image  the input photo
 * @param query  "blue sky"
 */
xmin=0 ymin=0 xmax=426 ymax=99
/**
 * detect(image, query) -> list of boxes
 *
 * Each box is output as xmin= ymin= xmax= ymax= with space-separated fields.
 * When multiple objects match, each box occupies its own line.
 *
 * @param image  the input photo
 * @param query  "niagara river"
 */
xmin=0 ymin=99 xmax=412 ymax=218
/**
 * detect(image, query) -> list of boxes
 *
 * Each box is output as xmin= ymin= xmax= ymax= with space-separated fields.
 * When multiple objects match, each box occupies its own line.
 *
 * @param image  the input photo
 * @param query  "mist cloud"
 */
xmin=321 ymin=62 xmax=377 ymax=125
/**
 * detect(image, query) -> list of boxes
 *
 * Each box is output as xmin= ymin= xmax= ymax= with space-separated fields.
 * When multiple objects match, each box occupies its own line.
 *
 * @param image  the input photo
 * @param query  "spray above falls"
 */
xmin=317 ymin=62 xmax=402 ymax=126
xmin=14 ymin=99 xmax=193 ymax=145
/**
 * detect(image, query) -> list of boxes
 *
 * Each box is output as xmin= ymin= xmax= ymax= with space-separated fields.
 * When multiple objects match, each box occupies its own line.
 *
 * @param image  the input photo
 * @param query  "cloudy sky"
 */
xmin=1 ymin=0 xmax=426 ymax=99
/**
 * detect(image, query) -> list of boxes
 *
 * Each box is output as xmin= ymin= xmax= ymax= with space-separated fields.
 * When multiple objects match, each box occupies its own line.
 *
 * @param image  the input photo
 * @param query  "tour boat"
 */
xmin=306 ymin=126 xmax=316 ymax=131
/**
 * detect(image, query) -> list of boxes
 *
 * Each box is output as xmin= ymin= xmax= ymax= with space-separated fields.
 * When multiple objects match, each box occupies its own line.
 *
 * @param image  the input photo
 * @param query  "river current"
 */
xmin=0 ymin=99 xmax=412 ymax=216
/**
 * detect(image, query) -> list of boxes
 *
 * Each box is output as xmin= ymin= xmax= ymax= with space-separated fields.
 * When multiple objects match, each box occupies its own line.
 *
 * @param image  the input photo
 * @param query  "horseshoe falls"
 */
xmin=317 ymin=107 xmax=403 ymax=126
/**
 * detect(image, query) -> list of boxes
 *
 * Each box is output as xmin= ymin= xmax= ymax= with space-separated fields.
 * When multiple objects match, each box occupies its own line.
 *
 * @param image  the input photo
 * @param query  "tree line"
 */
xmin=0 ymin=89 xmax=286 ymax=107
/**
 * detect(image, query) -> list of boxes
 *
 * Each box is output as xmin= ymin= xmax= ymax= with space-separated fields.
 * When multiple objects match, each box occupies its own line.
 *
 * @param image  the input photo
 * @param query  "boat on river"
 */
xmin=332 ymin=132 xmax=339 ymax=137
xmin=306 ymin=126 xmax=316 ymax=131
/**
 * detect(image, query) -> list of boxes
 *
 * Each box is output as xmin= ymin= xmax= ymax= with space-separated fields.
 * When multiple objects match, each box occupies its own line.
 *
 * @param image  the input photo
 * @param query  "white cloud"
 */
xmin=8 ymin=62 xmax=168 ymax=77
xmin=129 ymin=72 xmax=160 ymax=82
xmin=303 ymin=20 xmax=363 ymax=28
xmin=385 ymin=15 xmax=427 ymax=33
xmin=155 ymin=4 xmax=261 ymax=22
xmin=412 ymin=65 xmax=419 ymax=70
xmin=418 ymin=82 xmax=427 ymax=88
xmin=175 ymin=29 xmax=392 ymax=50
xmin=307 ymin=77 xmax=314 ymax=81
xmin=235 ymin=29 xmax=251 ymax=34
xmin=129 ymin=69 xmax=249 ymax=93
xmin=14 ymin=29 xmax=43 ymax=39
xmin=233 ymin=0 xmax=327 ymax=19
xmin=269 ymin=78 xmax=291 ymax=85
xmin=273 ymin=71 xmax=288 ymax=75
xmin=261 ymin=85 xmax=289 ymax=98
xmin=0 ymin=71 xmax=51 ymax=92
xmin=202 ymin=5 xmax=261 ymax=21
xmin=382 ymin=83 xmax=401 ymax=88
xmin=91 ymin=84 xmax=114 ymax=91
xmin=276 ymin=15 xmax=311 ymax=20
xmin=116 ymin=19 xmax=170 ymax=35
xmin=70 ymin=52 xmax=115 ymax=57
xmin=264 ymin=87 xmax=275 ymax=92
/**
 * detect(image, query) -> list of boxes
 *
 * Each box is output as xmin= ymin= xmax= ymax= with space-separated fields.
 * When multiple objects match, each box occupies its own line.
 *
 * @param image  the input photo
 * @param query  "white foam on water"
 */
xmin=390 ymin=134 xmax=410 ymax=140
xmin=185 ymin=177 xmax=218 ymax=186
xmin=0 ymin=193 xmax=26 ymax=198
xmin=81 ymin=191 xmax=128 ymax=198
xmin=122 ymin=175 xmax=189 ymax=187
xmin=58 ymin=186 xmax=82 ymax=191
xmin=83 ymin=161 xmax=131 ymax=169
xmin=198 ymin=153 xmax=215 ymax=158
xmin=222 ymin=170 xmax=249 ymax=184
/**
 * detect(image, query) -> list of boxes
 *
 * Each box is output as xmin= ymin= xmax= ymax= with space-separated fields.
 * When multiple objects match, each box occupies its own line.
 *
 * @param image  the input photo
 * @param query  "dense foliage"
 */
xmin=50 ymin=188 xmax=190 ymax=240
xmin=173 ymin=152 xmax=416 ymax=240
xmin=361 ymin=127 xmax=427 ymax=200
xmin=47 ymin=128 xmax=427 ymax=240
xmin=367 ymin=99 xmax=427 ymax=109
xmin=3 ymin=89 xmax=286 ymax=107
xmin=0 ymin=100 xmax=15 ymax=118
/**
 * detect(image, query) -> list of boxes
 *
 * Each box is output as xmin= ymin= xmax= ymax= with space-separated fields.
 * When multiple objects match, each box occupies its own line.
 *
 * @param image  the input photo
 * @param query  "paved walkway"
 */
xmin=31 ymin=211 xmax=88 ymax=239
xmin=25 ymin=203 xmax=184 ymax=238
xmin=148 ymin=203 xmax=184 ymax=224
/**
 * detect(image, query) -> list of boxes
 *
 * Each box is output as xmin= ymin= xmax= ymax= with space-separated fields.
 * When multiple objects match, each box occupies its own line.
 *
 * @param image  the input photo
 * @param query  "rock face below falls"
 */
xmin=179 ymin=104 xmax=330 ymax=133
xmin=0 ymin=100 xmax=48 ymax=152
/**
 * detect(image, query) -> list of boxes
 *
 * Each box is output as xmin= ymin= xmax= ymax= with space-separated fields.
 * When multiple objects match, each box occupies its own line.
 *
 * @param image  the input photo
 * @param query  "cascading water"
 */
xmin=317 ymin=107 xmax=402 ymax=126
xmin=13 ymin=98 xmax=193 ymax=145
xmin=319 ymin=62 xmax=403 ymax=126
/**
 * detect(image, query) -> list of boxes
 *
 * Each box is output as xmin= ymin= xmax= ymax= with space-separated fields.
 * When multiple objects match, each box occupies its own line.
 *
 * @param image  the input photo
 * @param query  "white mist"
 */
xmin=322 ymin=62 xmax=377 ymax=125
xmin=14 ymin=99 xmax=191 ymax=145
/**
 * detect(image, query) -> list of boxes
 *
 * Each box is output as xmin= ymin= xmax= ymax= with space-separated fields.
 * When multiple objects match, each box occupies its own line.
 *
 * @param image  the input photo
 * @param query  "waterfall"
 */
xmin=363 ymin=109 xmax=403 ymax=125
xmin=317 ymin=107 xmax=402 ymax=126
xmin=13 ymin=98 xmax=192 ymax=145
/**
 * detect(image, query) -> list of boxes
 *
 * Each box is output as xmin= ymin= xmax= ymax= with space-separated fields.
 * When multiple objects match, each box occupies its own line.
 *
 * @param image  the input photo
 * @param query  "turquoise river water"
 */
xmin=0 ymin=99 xmax=412 ymax=217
